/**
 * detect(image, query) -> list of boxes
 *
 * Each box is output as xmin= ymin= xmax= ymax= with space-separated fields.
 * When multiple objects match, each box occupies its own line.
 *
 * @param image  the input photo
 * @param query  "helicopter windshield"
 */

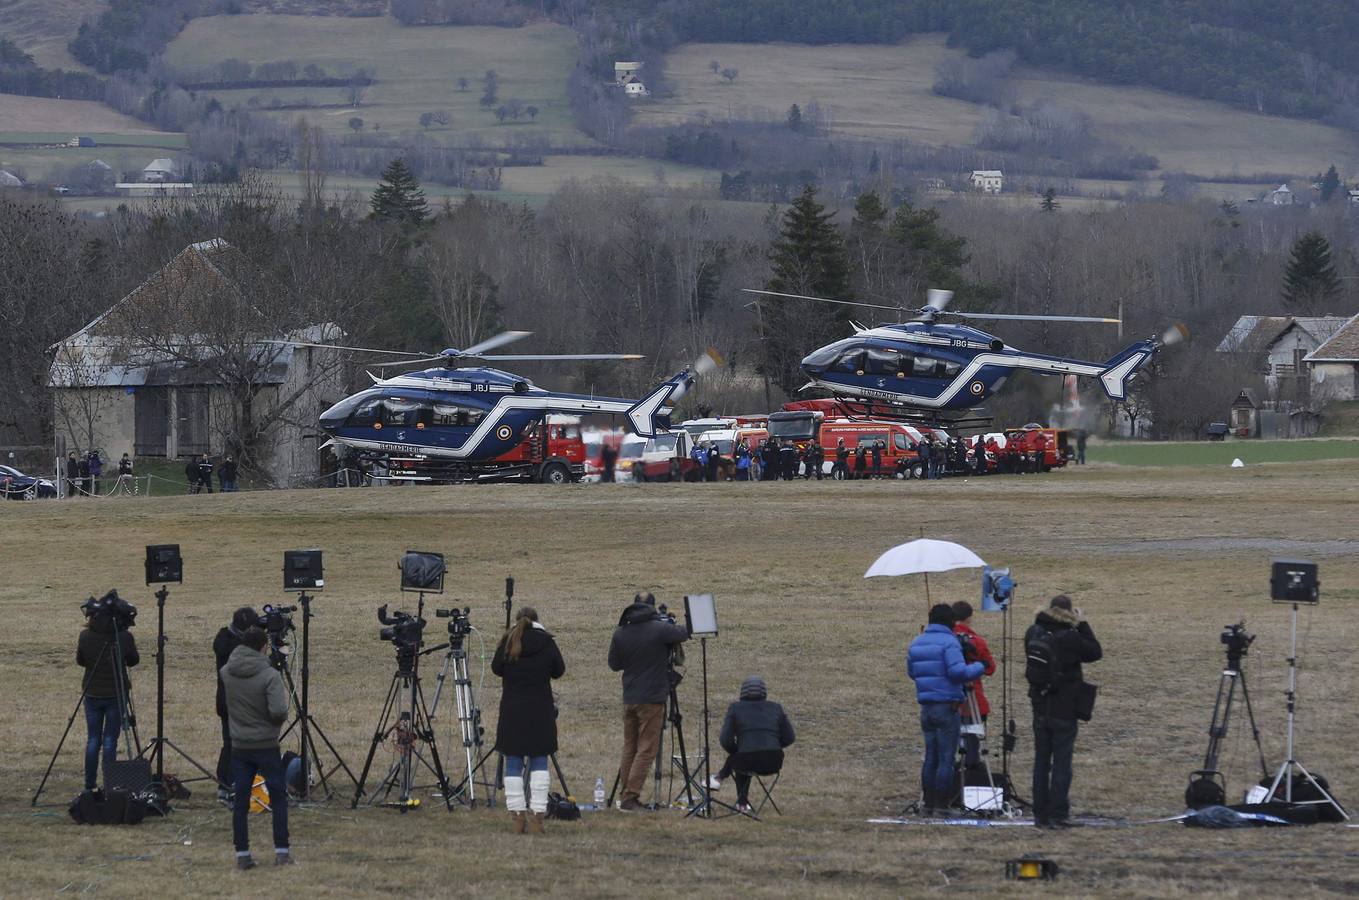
xmin=803 ymin=339 xmax=859 ymax=368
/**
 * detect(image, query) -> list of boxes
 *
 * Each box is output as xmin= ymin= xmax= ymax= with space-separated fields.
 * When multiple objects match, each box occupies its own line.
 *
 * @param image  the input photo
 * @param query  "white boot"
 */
xmin=529 ymin=770 xmax=550 ymax=816
xmin=505 ymin=775 xmax=527 ymax=813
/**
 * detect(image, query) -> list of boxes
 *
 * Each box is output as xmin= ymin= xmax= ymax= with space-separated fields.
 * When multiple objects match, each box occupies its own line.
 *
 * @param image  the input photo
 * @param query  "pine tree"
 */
xmin=761 ymin=184 xmax=853 ymax=395
xmin=1283 ymin=231 xmax=1340 ymax=312
xmin=1319 ymin=165 xmax=1340 ymax=203
xmin=786 ymin=103 xmax=803 ymax=132
xmin=1040 ymin=187 xmax=1060 ymax=211
xmin=370 ymin=158 xmax=428 ymax=226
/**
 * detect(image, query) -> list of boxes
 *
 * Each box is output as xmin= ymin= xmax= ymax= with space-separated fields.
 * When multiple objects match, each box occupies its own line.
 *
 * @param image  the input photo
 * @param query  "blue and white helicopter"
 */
xmin=744 ymin=288 xmax=1186 ymax=424
xmin=283 ymin=331 xmax=716 ymax=478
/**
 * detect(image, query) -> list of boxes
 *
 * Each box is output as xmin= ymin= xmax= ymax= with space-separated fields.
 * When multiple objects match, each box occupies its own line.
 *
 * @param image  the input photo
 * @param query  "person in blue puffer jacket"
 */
xmin=907 ymin=603 xmax=985 ymax=814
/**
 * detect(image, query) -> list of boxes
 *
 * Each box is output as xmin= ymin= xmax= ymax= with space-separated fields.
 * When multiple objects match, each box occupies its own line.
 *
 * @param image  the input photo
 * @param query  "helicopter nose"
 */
xmin=318 ymin=399 xmax=346 ymax=433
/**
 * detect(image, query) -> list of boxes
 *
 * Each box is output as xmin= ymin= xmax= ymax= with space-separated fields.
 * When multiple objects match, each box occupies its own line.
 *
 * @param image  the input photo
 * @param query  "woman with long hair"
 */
xmin=492 ymin=606 xmax=565 ymax=834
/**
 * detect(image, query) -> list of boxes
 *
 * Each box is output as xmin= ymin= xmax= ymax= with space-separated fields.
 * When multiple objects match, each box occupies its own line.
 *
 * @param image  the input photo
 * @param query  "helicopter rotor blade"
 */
xmin=947 ymin=312 xmax=1123 ymax=324
xmin=454 ymin=330 xmax=533 ymax=358
xmin=1159 ymin=321 xmax=1190 ymax=347
xmin=741 ymin=289 xmax=901 ymax=312
xmin=476 ymin=353 xmax=645 ymax=361
xmin=925 ymin=288 xmax=954 ymax=312
xmin=260 ymin=339 xmax=434 ymax=358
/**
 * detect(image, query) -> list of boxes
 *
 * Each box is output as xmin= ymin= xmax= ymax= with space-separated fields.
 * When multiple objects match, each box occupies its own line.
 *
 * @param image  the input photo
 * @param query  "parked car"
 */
xmin=0 ymin=464 xmax=57 ymax=499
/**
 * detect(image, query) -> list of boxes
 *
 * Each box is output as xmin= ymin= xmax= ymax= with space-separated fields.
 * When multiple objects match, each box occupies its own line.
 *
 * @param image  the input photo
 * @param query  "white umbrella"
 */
xmin=864 ymin=538 xmax=987 ymax=606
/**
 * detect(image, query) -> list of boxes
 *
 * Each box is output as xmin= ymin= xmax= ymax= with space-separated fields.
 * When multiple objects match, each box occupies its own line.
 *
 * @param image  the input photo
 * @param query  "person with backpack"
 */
xmin=907 ymin=604 xmax=985 ymax=815
xmin=1024 ymin=595 xmax=1102 ymax=828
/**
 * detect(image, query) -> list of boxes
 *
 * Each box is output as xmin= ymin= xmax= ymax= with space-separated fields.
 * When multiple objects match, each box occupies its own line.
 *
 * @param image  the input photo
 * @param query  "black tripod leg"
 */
xmin=352 ymin=676 xmax=402 ymax=808
xmin=413 ymin=683 xmax=453 ymax=811
xmin=668 ymin=689 xmax=695 ymax=809
xmin=32 ymin=689 xmax=90 ymax=805
xmin=549 ymin=753 xmax=570 ymax=797
xmin=1237 ymin=674 xmax=1270 ymax=779
xmin=306 ymin=717 xmax=360 ymax=791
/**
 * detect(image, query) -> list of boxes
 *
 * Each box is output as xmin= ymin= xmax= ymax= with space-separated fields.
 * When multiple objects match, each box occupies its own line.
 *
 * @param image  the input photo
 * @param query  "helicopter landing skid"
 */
xmin=828 ymin=397 xmax=993 ymax=433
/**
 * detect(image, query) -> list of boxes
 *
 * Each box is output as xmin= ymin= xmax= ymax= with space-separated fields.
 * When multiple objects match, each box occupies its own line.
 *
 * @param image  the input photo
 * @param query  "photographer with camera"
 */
xmin=607 ymin=592 xmax=689 ymax=812
xmin=907 ymin=603 xmax=985 ymax=815
xmin=221 ymin=627 xmax=291 ymax=869
xmin=1025 ymin=595 xmax=1102 ymax=828
xmin=76 ymin=596 xmax=140 ymax=791
xmin=492 ymin=607 xmax=566 ymax=834
xmin=951 ymin=601 xmax=996 ymax=768
xmin=213 ymin=607 xmax=259 ymax=802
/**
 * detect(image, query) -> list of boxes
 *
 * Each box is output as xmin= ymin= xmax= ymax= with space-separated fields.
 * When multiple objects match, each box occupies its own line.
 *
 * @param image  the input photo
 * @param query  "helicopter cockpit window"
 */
xmin=346 ymin=396 xmax=383 ymax=426
xmin=865 ymin=348 xmax=907 ymax=377
xmin=833 ymin=349 xmax=866 ymax=374
xmin=432 ymin=402 xmax=485 ymax=428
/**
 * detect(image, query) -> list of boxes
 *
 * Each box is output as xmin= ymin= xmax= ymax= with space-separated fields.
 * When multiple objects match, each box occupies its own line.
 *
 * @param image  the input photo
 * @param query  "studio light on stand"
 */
xmin=682 ymin=594 xmax=743 ymax=820
xmin=277 ymin=549 xmax=358 ymax=803
xmin=139 ymin=544 xmax=219 ymax=806
xmin=1261 ymin=559 xmax=1347 ymax=821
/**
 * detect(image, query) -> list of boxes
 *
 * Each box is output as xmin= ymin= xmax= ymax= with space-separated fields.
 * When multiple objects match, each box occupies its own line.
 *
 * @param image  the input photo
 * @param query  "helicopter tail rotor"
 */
xmin=1158 ymin=321 xmax=1190 ymax=348
xmin=625 ymin=349 xmax=722 ymax=437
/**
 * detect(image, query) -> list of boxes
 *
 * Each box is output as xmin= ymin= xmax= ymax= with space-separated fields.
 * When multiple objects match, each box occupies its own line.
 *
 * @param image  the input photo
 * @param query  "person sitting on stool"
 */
xmin=706 ymin=675 xmax=795 ymax=814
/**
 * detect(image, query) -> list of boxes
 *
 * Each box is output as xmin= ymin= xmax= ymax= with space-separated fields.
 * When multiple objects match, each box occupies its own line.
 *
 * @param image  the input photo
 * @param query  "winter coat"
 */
xmin=907 ymin=624 xmax=984 ymax=704
xmin=77 ymin=618 xmax=139 ymax=699
xmin=118 ymin=457 xmax=133 ymax=475
xmin=954 ymin=622 xmax=997 ymax=717
xmin=220 ymin=459 xmax=238 ymax=481
xmin=66 ymin=458 xmax=80 ymax=479
xmin=492 ymin=623 xmax=566 ymax=757
xmin=608 ymin=602 xmax=689 ymax=705
xmin=1025 ymin=606 xmax=1103 ymax=720
xmin=213 ymin=625 xmax=245 ymax=717
xmin=184 ymin=460 xmax=198 ymax=483
xmin=220 ymin=645 xmax=288 ymax=751
xmin=719 ymin=698 xmax=795 ymax=755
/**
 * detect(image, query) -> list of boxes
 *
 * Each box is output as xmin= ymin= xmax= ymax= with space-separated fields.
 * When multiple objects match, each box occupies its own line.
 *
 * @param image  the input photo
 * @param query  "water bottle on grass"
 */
xmin=594 ymin=777 xmax=606 ymax=810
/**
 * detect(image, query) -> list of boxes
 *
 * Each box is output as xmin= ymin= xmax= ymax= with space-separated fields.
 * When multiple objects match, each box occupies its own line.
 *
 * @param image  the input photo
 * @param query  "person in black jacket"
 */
xmin=65 ymin=451 xmax=80 ymax=498
xmin=185 ymin=457 xmax=200 ymax=494
xmin=707 ymin=676 xmax=795 ymax=813
xmin=492 ymin=606 xmax=566 ymax=834
xmin=77 ymin=609 xmax=140 ymax=790
xmin=833 ymin=438 xmax=849 ymax=479
xmin=219 ymin=454 xmax=239 ymax=492
xmin=214 ymin=606 xmax=259 ymax=801
xmin=1025 ymin=595 xmax=1102 ymax=828
xmin=607 ymin=593 xmax=689 ymax=811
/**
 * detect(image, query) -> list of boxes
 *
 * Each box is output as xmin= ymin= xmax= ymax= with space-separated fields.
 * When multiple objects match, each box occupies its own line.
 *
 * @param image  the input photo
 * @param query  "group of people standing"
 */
xmin=64 ymin=450 xmax=135 ymax=497
xmin=185 ymin=453 xmax=239 ymax=493
xmin=906 ymin=595 xmax=1102 ymax=827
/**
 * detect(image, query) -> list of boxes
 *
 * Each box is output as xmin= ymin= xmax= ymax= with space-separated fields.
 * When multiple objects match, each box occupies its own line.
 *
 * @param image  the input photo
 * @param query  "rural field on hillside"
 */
xmin=0 ymin=0 xmax=103 ymax=69
xmin=642 ymin=35 xmax=1359 ymax=182
xmin=3 ymin=463 xmax=1358 ymax=897
xmin=164 ymin=17 xmax=589 ymax=148
xmin=0 ymin=95 xmax=168 ymax=135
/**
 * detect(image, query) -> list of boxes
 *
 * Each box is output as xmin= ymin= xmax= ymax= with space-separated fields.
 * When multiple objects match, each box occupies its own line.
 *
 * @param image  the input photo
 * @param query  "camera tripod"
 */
xmin=32 ymin=619 xmax=141 ymax=805
xmin=274 ymin=592 xmax=359 ymax=802
xmin=425 ymin=618 xmax=493 ymax=807
xmin=949 ymin=684 xmax=1019 ymax=818
xmin=1185 ymin=629 xmax=1269 ymax=808
xmin=351 ymin=640 xmax=453 ymax=811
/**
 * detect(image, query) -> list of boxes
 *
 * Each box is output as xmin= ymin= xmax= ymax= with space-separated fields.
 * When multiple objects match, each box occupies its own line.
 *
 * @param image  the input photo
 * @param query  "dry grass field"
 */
xmin=0 ymin=95 xmax=167 ymax=136
xmin=0 ymin=0 xmax=103 ymax=69
xmin=643 ymin=35 xmax=1359 ymax=182
xmin=163 ymin=17 xmax=590 ymax=148
xmin=3 ymin=461 xmax=1359 ymax=896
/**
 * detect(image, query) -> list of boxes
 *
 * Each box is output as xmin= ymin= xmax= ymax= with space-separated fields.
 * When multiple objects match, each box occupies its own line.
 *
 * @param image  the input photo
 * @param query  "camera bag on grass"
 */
xmin=68 ymin=788 xmax=151 ymax=825
xmin=546 ymin=793 xmax=580 ymax=821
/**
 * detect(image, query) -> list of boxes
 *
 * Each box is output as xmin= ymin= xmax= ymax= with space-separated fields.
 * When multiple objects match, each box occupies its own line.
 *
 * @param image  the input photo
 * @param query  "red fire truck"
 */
xmin=1002 ymin=424 xmax=1073 ymax=471
xmin=767 ymin=404 xmax=950 ymax=478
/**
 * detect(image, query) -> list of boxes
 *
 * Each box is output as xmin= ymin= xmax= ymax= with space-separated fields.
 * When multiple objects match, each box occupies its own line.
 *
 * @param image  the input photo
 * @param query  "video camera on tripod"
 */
xmin=378 ymin=604 xmax=427 ymax=646
xmin=435 ymin=606 xmax=472 ymax=638
xmin=81 ymin=590 xmax=137 ymax=629
xmin=1220 ymin=621 xmax=1253 ymax=669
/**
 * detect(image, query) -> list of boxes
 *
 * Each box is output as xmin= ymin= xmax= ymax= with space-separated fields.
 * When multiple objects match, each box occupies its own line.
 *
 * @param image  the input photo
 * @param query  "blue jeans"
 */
xmin=504 ymin=755 xmax=548 ymax=778
xmin=232 ymin=748 xmax=288 ymax=853
xmin=84 ymin=696 xmax=122 ymax=790
xmin=920 ymin=702 xmax=961 ymax=798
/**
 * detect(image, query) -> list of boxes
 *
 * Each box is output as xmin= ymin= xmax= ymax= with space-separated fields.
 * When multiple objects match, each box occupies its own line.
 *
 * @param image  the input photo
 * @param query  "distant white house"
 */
xmin=1348 ymin=188 xmax=1359 ymax=205
xmin=116 ymin=182 xmax=195 ymax=198
xmin=623 ymin=78 xmax=650 ymax=97
xmin=1304 ymin=312 xmax=1359 ymax=402
xmin=0 ymin=170 xmax=22 ymax=188
xmin=142 ymin=158 xmax=179 ymax=183
xmin=1270 ymin=183 xmax=1293 ymax=206
xmin=970 ymin=170 xmax=1003 ymax=193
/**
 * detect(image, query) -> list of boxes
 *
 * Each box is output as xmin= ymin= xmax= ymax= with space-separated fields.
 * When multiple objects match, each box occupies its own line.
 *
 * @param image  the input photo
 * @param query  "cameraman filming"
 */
xmin=907 ymin=603 xmax=984 ymax=815
xmin=76 ymin=600 xmax=139 ymax=791
xmin=1025 ymin=595 xmax=1102 ymax=828
xmin=607 ymin=592 xmax=689 ymax=812
xmin=952 ymin=601 xmax=996 ymax=769
xmin=214 ymin=607 xmax=259 ymax=802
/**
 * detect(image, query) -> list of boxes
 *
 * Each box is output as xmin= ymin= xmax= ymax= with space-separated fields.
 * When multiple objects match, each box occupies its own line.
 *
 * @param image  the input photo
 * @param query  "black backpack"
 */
xmin=1025 ymin=627 xmax=1061 ymax=692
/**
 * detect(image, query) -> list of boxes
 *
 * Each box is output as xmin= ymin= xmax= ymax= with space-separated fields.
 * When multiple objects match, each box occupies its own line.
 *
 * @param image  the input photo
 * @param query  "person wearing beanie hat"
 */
xmin=1024 ymin=594 xmax=1102 ymax=827
xmin=907 ymin=603 xmax=985 ymax=815
xmin=213 ymin=606 xmax=259 ymax=801
xmin=707 ymin=675 xmax=795 ymax=813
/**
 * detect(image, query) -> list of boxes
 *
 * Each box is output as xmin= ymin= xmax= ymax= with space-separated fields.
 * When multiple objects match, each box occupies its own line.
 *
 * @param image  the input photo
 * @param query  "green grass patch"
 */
xmin=1088 ymin=438 xmax=1359 ymax=467
xmin=0 ymin=132 xmax=188 ymax=148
